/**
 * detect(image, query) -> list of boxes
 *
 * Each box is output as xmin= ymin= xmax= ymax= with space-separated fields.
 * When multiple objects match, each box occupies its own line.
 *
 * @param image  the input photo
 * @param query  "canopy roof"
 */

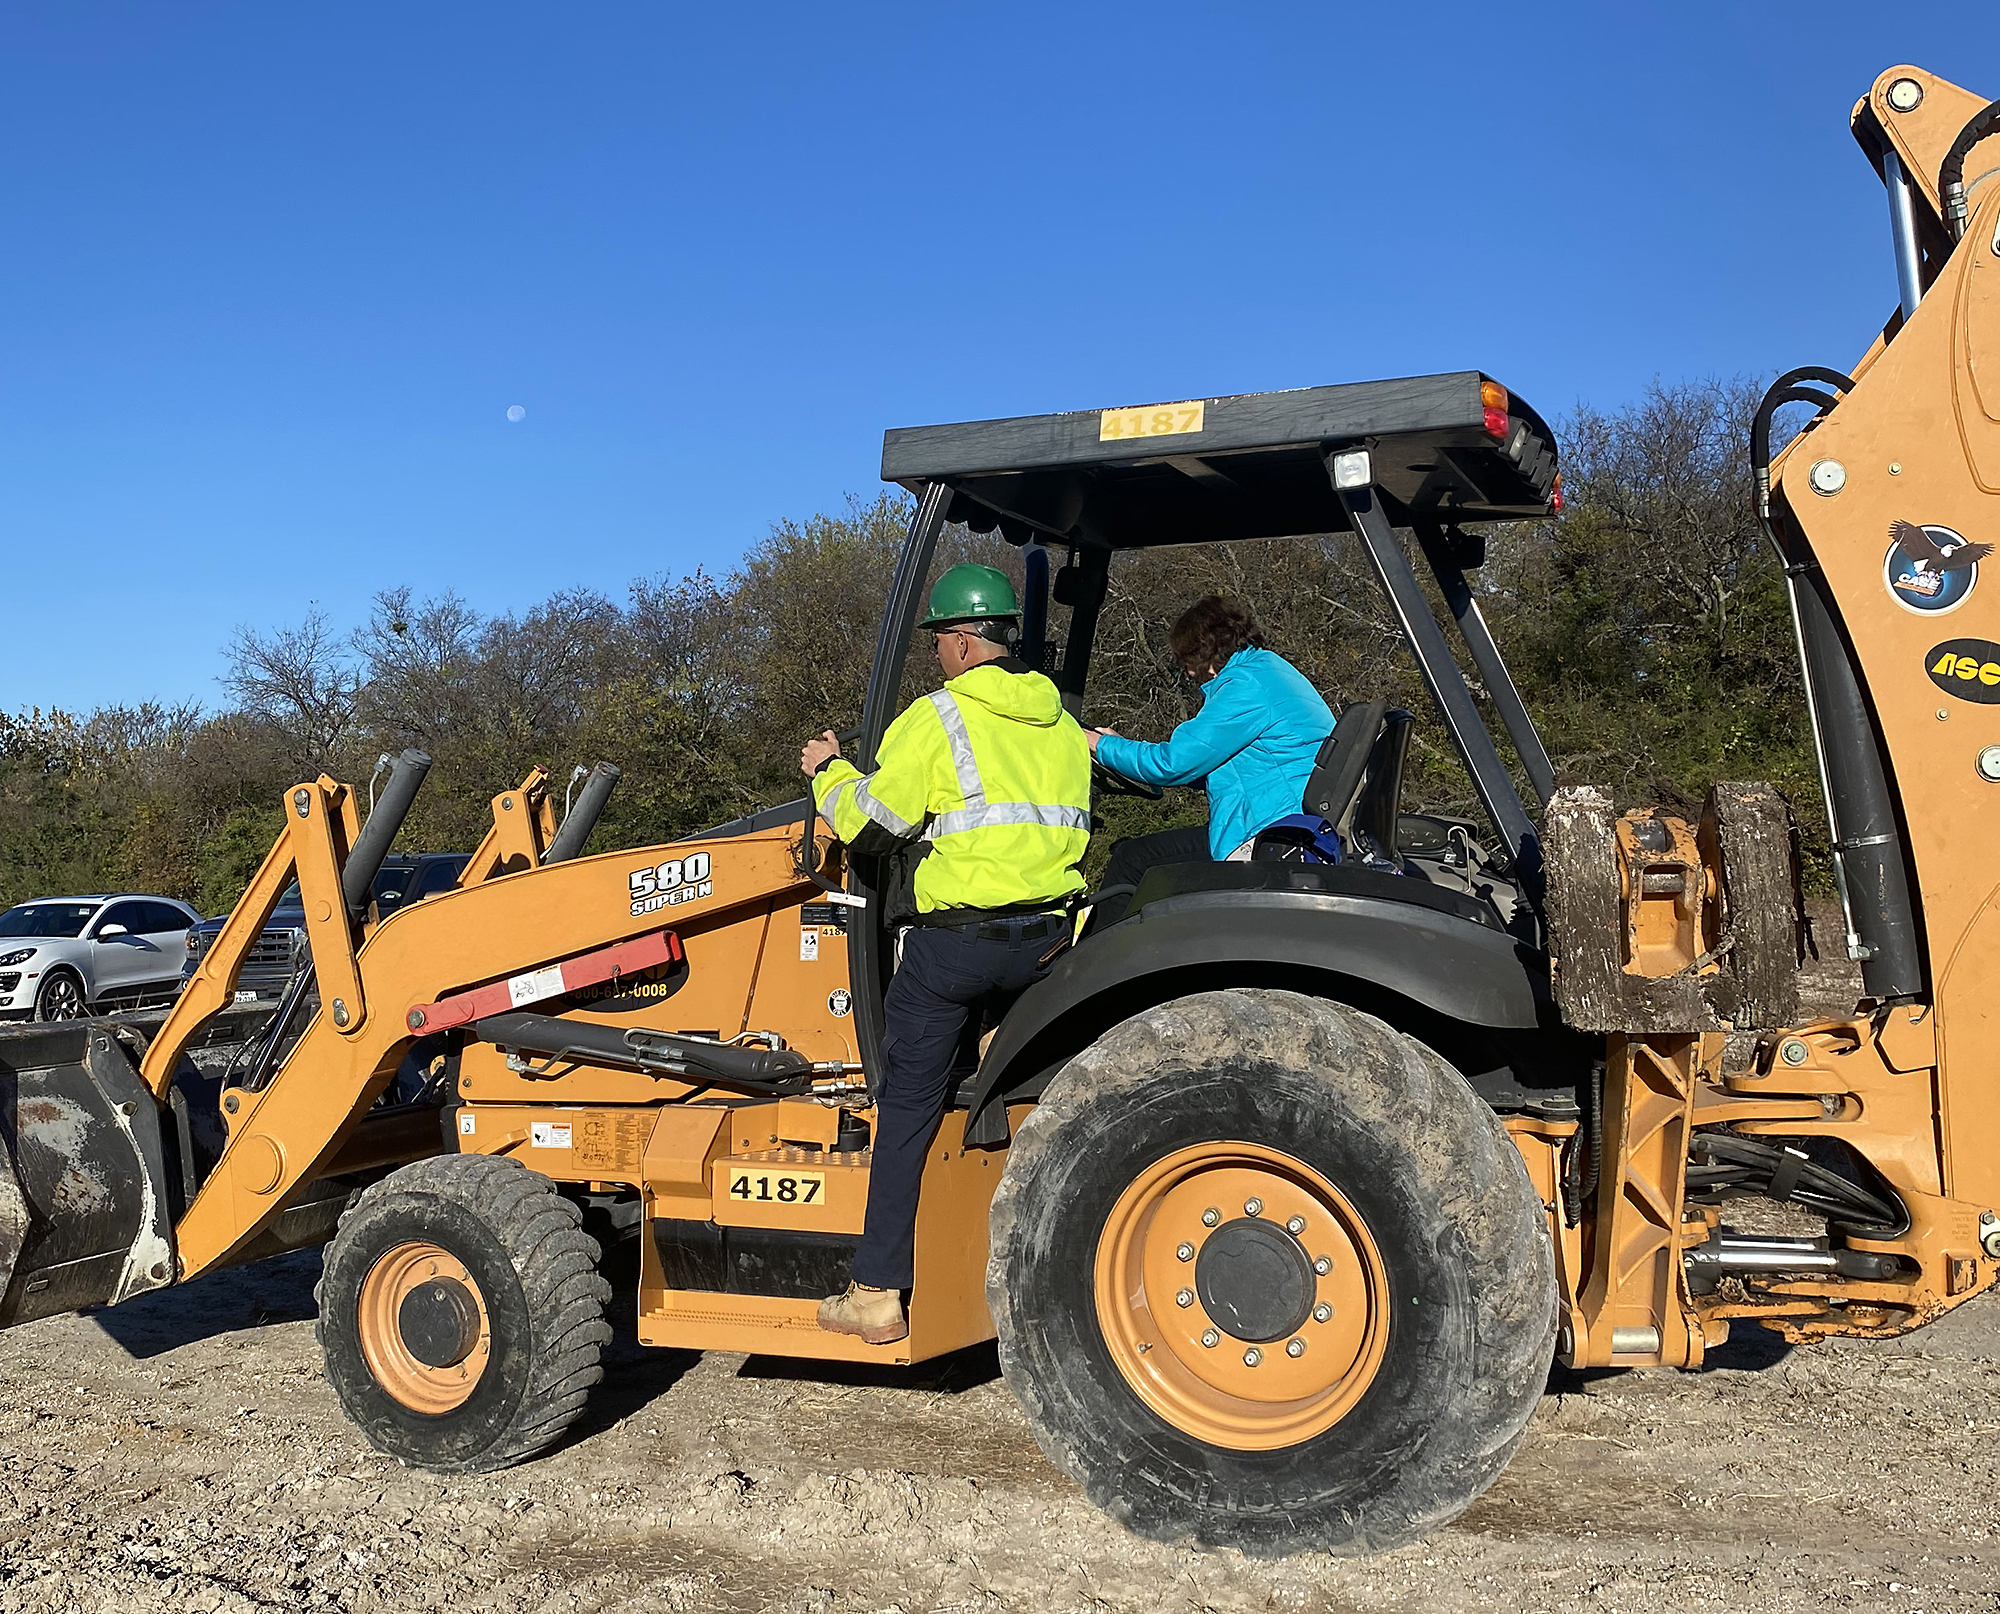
xmin=880 ymin=371 xmax=1558 ymax=548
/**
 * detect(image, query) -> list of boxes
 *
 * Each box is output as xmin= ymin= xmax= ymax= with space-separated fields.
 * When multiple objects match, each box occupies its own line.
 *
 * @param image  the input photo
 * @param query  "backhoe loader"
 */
xmin=3 ymin=61 xmax=1999 ymax=1557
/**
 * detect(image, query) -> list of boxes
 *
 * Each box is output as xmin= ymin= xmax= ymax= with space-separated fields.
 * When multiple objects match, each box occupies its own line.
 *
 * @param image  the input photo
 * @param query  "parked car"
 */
xmin=0 ymin=894 xmax=203 ymax=1021
xmin=180 ymin=854 xmax=470 ymax=1002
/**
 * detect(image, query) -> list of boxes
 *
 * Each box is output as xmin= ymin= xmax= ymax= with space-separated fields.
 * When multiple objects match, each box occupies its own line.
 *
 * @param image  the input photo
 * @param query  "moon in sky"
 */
xmin=505 ymin=404 xmax=526 ymax=423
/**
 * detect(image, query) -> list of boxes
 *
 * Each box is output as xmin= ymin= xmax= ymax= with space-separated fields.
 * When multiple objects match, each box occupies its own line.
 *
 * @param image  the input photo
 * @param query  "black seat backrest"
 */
xmin=1301 ymin=699 xmax=1387 ymax=824
xmin=1350 ymin=708 xmax=1414 ymax=859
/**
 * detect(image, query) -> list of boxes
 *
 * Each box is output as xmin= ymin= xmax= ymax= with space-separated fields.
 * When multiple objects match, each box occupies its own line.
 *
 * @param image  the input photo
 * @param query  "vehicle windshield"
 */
xmin=0 ymin=902 xmax=100 ymax=939
xmin=270 ymin=867 xmax=419 ymax=913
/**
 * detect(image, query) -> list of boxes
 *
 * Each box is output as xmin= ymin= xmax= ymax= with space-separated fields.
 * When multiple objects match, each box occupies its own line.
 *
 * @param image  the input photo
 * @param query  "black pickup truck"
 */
xmin=178 ymin=853 xmax=470 ymax=1002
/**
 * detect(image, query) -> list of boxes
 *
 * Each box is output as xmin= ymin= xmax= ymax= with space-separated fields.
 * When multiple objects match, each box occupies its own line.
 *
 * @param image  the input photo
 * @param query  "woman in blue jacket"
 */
xmin=1088 ymin=595 xmax=1333 ymax=926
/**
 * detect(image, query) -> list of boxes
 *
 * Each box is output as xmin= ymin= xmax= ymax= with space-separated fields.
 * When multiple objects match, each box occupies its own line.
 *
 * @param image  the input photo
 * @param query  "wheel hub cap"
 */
xmin=1195 ymin=1217 xmax=1314 ymax=1343
xmin=397 ymin=1276 xmax=482 ymax=1368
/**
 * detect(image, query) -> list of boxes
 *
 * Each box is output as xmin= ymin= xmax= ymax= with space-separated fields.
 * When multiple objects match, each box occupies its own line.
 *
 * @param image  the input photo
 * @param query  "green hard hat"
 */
xmin=918 ymin=563 xmax=1020 ymax=629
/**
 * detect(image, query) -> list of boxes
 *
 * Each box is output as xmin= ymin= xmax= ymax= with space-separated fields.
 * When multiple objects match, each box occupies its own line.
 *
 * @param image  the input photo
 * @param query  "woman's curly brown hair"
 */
xmin=1167 ymin=595 xmax=1264 ymax=679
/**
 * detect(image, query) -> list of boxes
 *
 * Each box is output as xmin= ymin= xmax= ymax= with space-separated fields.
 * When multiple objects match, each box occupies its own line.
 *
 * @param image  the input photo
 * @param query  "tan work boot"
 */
xmin=817 ymin=1282 xmax=908 ymax=1344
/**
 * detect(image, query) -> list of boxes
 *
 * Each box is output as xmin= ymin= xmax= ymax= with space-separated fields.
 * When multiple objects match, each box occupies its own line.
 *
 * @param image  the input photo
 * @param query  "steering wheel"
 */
xmin=1091 ymin=754 xmax=1164 ymax=801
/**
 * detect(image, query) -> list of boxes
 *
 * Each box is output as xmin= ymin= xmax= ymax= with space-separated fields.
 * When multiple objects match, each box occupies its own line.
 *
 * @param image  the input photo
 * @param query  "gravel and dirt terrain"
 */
xmin=2 ymin=913 xmax=1995 ymax=1613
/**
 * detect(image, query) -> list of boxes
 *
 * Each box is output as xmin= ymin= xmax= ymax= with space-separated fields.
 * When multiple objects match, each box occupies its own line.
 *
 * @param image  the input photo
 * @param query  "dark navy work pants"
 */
xmin=852 ymin=919 xmax=1056 ymax=1290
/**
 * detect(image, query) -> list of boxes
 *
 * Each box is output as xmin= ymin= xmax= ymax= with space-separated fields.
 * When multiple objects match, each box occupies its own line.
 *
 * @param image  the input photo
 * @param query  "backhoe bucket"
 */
xmin=0 ymin=1019 xmax=176 ymax=1329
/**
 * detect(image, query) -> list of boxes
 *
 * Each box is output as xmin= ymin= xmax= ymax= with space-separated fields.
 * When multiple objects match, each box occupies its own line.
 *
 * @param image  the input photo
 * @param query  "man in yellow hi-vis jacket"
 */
xmin=800 ymin=563 xmax=1091 ymax=1344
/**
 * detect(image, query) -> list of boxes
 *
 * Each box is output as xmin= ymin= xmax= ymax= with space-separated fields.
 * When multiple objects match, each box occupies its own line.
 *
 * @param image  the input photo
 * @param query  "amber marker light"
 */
xmin=1480 ymin=379 xmax=1510 ymax=439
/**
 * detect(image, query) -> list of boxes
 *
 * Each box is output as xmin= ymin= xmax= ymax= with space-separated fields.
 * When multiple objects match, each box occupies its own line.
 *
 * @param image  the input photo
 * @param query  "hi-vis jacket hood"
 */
xmin=812 ymin=659 xmax=1091 ymax=915
xmin=945 ymin=660 xmax=1067 ymax=726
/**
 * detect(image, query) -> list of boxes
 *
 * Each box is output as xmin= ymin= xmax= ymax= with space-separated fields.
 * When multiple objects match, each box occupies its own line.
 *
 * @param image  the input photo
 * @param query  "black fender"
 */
xmin=964 ymin=886 xmax=1548 ymax=1147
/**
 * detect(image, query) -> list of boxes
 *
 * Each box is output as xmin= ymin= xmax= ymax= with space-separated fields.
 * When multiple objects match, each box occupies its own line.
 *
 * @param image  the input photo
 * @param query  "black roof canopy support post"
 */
xmin=1333 ymin=460 xmax=1542 ymax=896
xmin=1020 ymin=543 xmax=1051 ymax=672
xmin=847 ymin=480 xmax=952 ymax=1094
xmin=1053 ymin=543 xmax=1111 ymax=717
xmin=1415 ymin=523 xmax=1556 ymax=808
xmin=860 ymin=481 xmax=951 ymax=768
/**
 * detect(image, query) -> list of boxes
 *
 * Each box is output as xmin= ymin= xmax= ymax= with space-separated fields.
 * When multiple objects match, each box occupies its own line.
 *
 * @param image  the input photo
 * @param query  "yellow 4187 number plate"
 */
xmin=727 ymin=1168 xmax=825 ymax=1206
xmin=1099 ymin=400 xmax=1206 ymax=442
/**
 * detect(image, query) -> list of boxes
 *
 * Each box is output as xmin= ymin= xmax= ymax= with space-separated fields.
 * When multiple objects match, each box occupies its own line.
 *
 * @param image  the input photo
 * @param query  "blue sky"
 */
xmin=5 ymin=4 xmax=1998 ymax=714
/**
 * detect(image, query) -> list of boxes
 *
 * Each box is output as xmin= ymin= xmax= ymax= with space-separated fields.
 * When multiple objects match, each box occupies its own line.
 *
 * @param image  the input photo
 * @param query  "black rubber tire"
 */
xmin=33 ymin=969 xmax=87 ymax=1022
xmin=987 ymin=988 xmax=1554 ymax=1556
xmin=316 ymin=1153 xmax=611 ymax=1473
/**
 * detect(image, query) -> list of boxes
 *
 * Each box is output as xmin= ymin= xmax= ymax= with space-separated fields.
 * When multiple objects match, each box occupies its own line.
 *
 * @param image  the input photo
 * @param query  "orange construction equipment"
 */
xmin=2 ymin=62 xmax=1998 ymax=1557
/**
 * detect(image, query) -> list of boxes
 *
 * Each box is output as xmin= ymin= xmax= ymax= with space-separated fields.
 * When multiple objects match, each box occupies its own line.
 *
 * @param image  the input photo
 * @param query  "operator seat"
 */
xmin=1251 ymin=699 xmax=1397 ymax=863
xmin=1347 ymin=707 xmax=1414 ymax=865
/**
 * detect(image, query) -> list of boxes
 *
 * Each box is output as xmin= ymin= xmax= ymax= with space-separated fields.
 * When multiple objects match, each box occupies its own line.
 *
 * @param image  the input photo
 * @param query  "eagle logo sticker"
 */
xmin=1885 ymin=520 xmax=1990 ymax=615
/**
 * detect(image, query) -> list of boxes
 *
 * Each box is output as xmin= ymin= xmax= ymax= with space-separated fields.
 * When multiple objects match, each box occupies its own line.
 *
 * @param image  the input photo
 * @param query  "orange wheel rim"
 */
xmin=357 ymin=1241 xmax=492 ymax=1414
xmin=1093 ymin=1140 xmax=1390 ymax=1451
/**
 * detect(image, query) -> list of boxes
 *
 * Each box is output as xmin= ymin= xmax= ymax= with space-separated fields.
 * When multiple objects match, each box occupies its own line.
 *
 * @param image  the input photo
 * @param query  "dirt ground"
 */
xmin=3 ymin=910 xmax=1996 ymax=1613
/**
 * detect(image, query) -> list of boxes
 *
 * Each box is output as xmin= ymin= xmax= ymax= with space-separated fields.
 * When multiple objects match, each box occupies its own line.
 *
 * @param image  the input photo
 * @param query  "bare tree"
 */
xmin=222 ymin=608 xmax=359 ymax=771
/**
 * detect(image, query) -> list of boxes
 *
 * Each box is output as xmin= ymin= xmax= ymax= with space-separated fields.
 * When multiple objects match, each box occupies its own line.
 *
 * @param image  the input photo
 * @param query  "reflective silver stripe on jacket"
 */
xmin=818 ymin=778 xmax=857 ymax=833
xmin=927 ymin=690 xmax=985 ymax=808
xmin=854 ymin=779 xmax=917 ymax=836
xmin=822 ymin=774 xmax=919 ymax=838
xmin=928 ymin=801 xmax=1092 ymax=838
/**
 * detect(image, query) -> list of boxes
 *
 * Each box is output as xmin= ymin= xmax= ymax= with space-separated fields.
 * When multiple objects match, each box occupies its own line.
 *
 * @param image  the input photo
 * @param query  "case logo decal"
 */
xmin=1926 ymin=638 xmax=2000 ymax=703
xmin=1885 ymin=520 xmax=1989 ymax=614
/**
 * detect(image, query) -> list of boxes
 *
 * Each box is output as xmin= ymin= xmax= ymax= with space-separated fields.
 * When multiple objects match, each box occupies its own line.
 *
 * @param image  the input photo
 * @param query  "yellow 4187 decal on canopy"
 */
xmin=1100 ymin=400 xmax=1206 ymax=441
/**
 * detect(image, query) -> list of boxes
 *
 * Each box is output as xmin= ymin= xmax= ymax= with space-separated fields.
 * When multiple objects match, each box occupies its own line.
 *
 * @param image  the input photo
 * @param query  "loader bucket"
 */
xmin=0 ymin=1019 xmax=176 ymax=1329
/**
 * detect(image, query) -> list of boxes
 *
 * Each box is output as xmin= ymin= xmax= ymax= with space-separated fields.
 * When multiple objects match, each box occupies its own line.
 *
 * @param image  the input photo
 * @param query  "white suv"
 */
xmin=0 ymin=894 xmax=201 ymax=1021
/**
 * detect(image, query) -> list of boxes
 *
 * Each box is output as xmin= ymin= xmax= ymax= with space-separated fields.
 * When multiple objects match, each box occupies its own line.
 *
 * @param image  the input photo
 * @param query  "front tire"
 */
xmin=34 ymin=969 xmax=87 ymax=1022
xmin=316 ymin=1154 xmax=611 ymax=1473
xmin=987 ymin=989 xmax=1553 ymax=1555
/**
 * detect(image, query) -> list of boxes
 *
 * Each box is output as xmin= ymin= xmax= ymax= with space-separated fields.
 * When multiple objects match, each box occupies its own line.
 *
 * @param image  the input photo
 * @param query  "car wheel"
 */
xmin=33 ymin=970 xmax=88 ymax=1022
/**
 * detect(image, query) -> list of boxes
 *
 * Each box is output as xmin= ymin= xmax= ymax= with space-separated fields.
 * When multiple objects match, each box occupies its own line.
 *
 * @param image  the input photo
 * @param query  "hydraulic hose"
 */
xmin=1939 ymin=96 xmax=2000 ymax=242
xmin=1750 ymin=369 xmax=1854 ymax=521
xmin=1748 ymin=369 xmax=1922 ymax=997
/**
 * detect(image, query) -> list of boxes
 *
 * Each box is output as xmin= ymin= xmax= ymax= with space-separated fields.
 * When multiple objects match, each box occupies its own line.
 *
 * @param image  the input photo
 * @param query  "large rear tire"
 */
xmin=316 ymin=1154 xmax=610 ymax=1473
xmin=987 ymin=988 xmax=1553 ymax=1555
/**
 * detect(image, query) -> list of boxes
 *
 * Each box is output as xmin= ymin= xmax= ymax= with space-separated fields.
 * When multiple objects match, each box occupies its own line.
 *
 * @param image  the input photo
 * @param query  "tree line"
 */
xmin=0 ymin=377 xmax=1823 ymax=915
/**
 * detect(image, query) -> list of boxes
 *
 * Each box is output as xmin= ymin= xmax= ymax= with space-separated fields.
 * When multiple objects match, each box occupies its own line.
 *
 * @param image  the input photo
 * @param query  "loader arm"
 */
xmin=165 ymin=830 xmax=815 ymax=1280
xmin=457 ymin=767 xmax=558 ymax=887
xmin=127 ymin=760 xmax=600 ymax=1288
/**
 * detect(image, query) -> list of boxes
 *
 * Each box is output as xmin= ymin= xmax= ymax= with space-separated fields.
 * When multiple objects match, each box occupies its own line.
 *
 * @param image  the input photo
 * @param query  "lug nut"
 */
xmin=1175 ymin=1288 xmax=1194 ymax=1308
xmin=1285 ymin=1215 xmax=1306 ymax=1235
xmin=1176 ymin=1242 xmax=1195 ymax=1262
xmin=1200 ymin=1329 xmax=1219 ymax=1348
xmin=1244 ymin=1197 xmax=1263 ymax=1216
xmin=1313 ymin=1255 xmax=1332 ymax=1275
xmin=1201 ymin=1207 xmax=1219 ymax=1227
xmin=1243 ymin=1347 xmax=1262 ymax=1367
xmin=1313 ymin=1303 xmax=1333 ymax=1323
xmin=1286 ymin=1338 xmax=1306 ymax=1358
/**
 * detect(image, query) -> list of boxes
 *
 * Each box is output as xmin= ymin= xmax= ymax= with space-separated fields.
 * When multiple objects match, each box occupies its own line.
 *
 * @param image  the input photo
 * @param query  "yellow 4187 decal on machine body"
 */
xmin=1099 ymin=400 xmax=1206 ymax=441
xmin=727 ymin=1168 xmax=825 ymax=1205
